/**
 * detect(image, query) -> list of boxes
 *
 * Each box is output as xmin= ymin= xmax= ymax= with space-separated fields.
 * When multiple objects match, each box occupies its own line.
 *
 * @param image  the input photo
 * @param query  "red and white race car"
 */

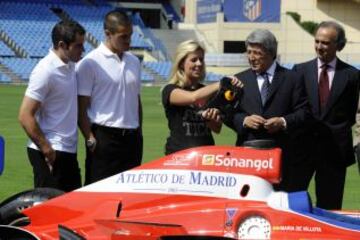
xmin=0 ymin=143 xmax=360 ymax=239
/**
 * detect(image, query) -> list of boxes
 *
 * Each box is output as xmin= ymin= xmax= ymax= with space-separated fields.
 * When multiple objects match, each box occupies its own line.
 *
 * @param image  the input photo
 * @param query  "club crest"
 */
xmin=243 ymin=0 xmax=262 ymax=21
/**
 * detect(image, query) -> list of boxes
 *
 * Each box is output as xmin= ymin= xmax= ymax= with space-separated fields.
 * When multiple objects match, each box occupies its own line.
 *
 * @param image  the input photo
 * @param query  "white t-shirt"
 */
xmin=25 ymin=50 xmax=78 ymax=153
xmin=76 ymin=43 xmax=141 ymax=129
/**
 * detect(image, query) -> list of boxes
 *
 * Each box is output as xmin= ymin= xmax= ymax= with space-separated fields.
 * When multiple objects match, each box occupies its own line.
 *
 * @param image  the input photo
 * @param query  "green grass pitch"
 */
xmin=0 ymin=85 xmax=358 ymax=209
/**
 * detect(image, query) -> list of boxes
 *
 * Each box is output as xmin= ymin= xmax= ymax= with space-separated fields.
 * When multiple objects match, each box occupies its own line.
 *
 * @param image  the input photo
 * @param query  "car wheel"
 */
xmin=0 ymin=188 xmax=64 ymax=226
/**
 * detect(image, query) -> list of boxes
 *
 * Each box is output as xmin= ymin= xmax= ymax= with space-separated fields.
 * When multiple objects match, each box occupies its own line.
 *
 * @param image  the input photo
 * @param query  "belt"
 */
xmin=92 ymin=124 xmax=138 ymax=136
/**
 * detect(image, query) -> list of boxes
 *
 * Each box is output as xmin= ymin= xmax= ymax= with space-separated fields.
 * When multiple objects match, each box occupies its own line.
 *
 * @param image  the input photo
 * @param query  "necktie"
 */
xmin=260 ymin=73 xmax=270 ymax=106
xmin=319 ymin=64 xmax=330 ymax=112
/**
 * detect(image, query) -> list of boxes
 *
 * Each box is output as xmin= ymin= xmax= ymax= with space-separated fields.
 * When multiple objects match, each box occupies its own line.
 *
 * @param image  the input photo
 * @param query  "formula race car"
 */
xmin=0 ymin=141 xmax=360 ymax=239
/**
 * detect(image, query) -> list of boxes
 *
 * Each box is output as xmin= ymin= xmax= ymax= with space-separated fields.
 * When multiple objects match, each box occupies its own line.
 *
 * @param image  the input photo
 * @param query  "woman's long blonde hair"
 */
xmin=168 ymin=40 xmax=206 ymax=88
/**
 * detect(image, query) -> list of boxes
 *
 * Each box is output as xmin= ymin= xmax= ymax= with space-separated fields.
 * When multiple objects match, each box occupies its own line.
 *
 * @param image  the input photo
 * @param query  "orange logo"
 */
xmin=202 ymin=154 xmax=215 ymax=165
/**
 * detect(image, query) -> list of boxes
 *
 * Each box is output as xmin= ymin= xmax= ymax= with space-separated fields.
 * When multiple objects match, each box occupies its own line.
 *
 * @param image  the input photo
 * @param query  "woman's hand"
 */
xmin=202 ymin=108 xmax=223 ymax=133
xmin=228 ymin=76 xmax=244 ymax=88
xmin=201 ymin=108 xmax=222 ymax=123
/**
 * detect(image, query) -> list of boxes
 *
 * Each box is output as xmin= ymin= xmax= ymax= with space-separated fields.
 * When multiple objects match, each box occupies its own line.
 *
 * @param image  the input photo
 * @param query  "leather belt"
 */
xmin=92 ymin=124 xmax=138 ymax=136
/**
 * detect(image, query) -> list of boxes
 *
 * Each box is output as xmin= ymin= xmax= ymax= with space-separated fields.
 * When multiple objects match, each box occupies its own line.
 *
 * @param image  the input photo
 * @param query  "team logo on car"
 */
xmin=202 ymin=154 xmax=216 ymax=165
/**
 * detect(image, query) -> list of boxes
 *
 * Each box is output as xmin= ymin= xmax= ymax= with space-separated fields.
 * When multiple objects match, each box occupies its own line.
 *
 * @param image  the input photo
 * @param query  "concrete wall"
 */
xmin=184 ymin=0 xmax=360 ymax=63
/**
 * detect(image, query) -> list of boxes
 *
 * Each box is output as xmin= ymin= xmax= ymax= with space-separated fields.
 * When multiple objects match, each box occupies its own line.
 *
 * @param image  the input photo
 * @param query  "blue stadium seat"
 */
xmin=57 ymin=4 xmax=152 ymax=50
xmin=0 ymin=73 xmax=11 ymax=83
xmin=0 ymin=41 xmax=15 ymax=57
xmin=1 ymin=58 xmax=40 ymax=81
xmin=0 ymin=0 xmax=170 ymax=80
xmin=144 ymin=61 xmax=171 ymax=79
xmin=0 ymin=2 xmax=58 ymax=57
xmin=141 ymin=72 xmax=154 ymax=82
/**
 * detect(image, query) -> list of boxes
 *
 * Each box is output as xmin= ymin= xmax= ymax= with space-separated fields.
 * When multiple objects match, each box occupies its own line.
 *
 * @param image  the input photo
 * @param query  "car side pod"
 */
xmin=0 ymin=135 xmax=4 ymax=175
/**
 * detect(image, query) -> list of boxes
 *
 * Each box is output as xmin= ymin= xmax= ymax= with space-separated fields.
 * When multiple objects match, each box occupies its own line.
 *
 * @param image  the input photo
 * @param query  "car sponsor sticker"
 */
xmin=201 ymin=154 xmax=274 ymax=171
xmin=163 ymin=152 xmax=198 ymax=166
xmin=272 ymin=225 xmax=322 ymax=233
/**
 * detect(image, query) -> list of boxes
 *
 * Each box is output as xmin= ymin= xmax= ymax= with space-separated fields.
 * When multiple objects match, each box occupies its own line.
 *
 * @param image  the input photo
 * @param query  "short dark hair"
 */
xmin=316 ymin=21 xmax=347 ymax=51
xmin=104 ymin=9 xmax=131 ymax=33
xmin=51 ymin=20 xmax=85 ymax=48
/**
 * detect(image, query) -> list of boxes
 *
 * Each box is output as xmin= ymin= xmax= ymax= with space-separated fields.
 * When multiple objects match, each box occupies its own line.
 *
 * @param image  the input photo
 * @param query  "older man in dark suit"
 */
xmin=231 ymin=29 xmax=309 ymax=189
xmin=291 ymin=21 xmax=360 ymax=210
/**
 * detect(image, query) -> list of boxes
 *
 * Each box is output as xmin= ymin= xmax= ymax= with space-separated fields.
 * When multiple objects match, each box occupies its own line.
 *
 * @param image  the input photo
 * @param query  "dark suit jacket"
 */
xmin=293 ymin=58 xmax=360 ymax=166
xmin=232 ymin=64 xmax=308 ymax=148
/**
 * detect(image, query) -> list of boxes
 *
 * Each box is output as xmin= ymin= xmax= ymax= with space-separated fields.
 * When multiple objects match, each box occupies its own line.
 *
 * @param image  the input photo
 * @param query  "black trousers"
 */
xmin=27 ymin=148 xmax=81 ymax=192
xmin=84 ymin=124 xmax=143 ymax=185
xmin=284 ymin=141 xmax=347 ymax=210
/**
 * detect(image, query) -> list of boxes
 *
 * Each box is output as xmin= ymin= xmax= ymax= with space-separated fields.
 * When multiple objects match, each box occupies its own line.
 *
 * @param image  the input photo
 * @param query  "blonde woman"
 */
xmin=162 ymin=40 xmax=242 ymax=154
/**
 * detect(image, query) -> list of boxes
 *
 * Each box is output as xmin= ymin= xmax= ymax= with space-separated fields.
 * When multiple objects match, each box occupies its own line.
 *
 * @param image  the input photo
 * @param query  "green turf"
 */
xmin=0 ymin=85 xmax=359 ymax=209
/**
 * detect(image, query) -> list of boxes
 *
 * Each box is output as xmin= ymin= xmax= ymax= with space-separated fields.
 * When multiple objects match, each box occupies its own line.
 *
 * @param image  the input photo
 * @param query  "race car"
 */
xmin=0 ymin=142 xmax=359 ymax=239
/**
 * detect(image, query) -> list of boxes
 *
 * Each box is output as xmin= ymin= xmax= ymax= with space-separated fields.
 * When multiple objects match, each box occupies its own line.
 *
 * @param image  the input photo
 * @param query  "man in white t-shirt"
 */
xmin=18 ymin=21 xmax=85 ymax=192
xmin=77 ymin=10 xmax=143 ymax=184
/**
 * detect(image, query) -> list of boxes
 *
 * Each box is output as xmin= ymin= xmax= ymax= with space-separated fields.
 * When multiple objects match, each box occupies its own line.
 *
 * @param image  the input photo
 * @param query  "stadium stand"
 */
xmin=143 ymin=61 xmax=224 ymax=82
xmin=152 ymin=28 xmax=197 ymax=61
xmin=141 ymin=71 xmax=155 ymax=82
xmin=0 ymin=41 xmax=15 ymax=57
xmin=0 ymin=0 xmax=224 ymax=84
xmin=132 ymin=12 xmax=168 ymax=59
xmin=0 ymin=73 xmax=11 ymax=83
xmin=0 ymin=0 xmax=154 ymax=82
xmin=0 ymin=2 xmax=59 ymax=57
xmin=161 ymin=0 xmax=181 ymax=23
xmin=51 ymin=2 xmax=153 ymax=50
xmin=144 ymin=61 xmax=172 ymax=80
xmin=1 ymin=58 xmax=40 ymax=81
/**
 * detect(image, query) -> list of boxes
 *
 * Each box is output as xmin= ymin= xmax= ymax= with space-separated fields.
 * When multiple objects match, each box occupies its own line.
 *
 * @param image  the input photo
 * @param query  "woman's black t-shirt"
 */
xmin=162 ymin=84 xmax=215 ymax=155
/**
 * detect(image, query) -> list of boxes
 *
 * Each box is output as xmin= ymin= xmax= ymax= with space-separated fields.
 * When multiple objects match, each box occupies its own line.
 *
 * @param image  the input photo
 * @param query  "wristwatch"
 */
xmin=86 ymin=138 xmax=96 ymax=149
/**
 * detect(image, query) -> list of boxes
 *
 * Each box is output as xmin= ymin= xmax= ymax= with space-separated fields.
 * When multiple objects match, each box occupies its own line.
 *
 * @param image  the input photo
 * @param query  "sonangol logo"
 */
xmin=202 ymin=154 xmax=215 ymax=165
xmin=201 ymin=154 xmax=273 ymax=171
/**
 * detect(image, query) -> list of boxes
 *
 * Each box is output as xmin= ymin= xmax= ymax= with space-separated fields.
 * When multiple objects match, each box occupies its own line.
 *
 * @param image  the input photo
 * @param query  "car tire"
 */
xmin=0 ymin=188 xmax=64 ymax=226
